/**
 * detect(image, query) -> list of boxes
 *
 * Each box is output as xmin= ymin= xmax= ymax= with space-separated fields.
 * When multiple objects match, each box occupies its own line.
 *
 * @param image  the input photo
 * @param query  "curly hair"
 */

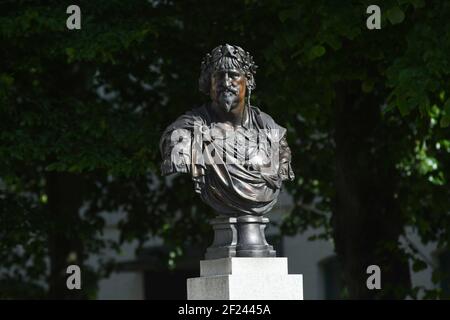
xmin=198 ymin=44 xmax=258 ymax=95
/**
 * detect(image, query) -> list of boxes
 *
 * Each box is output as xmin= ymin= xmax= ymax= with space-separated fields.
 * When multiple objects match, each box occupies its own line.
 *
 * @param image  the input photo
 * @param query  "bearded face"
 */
xmin=210 ymin=68 xmax=247 ymax=113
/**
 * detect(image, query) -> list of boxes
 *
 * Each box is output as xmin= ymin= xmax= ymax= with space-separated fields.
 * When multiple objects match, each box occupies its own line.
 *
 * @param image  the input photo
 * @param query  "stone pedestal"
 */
xmin=187 ymin=257 xmax=303 ymax=300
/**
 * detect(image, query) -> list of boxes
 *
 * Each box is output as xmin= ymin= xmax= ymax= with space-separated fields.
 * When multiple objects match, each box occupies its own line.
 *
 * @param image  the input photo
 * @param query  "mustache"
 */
xmin=218 ymin=87 xmax=238 ymax=94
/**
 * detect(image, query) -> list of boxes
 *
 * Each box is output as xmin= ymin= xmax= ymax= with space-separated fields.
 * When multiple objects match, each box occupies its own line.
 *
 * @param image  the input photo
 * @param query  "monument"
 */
xmin=160 ymin=44 xmax=303 ymax=300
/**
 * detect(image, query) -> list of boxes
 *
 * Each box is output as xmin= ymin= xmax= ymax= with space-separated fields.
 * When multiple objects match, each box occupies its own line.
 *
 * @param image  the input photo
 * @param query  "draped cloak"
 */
xmin=160 ymin=104 xmax=294 ymax=216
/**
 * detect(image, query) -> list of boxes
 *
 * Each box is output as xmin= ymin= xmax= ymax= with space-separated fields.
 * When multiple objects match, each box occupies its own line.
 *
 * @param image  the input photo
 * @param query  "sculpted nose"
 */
xmin=224 ymin=73 xmax=232 ymax=87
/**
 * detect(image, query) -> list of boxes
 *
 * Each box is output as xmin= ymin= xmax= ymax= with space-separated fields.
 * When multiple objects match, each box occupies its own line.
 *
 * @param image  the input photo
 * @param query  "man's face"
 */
xmin=210 ymin=68 xmax=246 ymax=112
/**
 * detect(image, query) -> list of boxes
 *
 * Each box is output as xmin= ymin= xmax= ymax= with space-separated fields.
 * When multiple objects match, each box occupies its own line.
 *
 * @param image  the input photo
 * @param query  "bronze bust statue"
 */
xmin=160 ymin=44 xmax=294 ymax=259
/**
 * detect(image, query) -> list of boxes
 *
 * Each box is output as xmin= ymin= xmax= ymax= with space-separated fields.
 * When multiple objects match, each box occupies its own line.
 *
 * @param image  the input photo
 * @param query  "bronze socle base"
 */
xmin=205 ymin=215 xmax=276 ymax=260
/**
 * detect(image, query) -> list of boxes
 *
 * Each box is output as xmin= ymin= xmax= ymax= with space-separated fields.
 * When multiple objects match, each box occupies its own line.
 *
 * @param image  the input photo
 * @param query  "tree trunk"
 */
xmin=333 ymin=82 xmax=411 ymax=299
xmin=47 ymin=172 xmax=86 ymax=299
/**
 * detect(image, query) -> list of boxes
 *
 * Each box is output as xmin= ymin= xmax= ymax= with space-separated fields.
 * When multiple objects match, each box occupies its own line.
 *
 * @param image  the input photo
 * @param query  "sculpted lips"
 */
xmin=219 ymin=87 xmax=238 ymax=96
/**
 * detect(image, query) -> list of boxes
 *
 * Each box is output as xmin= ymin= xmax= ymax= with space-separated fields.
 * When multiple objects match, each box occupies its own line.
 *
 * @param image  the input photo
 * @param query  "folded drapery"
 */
xmin=160 ymin=103 xmax=294 ymax=216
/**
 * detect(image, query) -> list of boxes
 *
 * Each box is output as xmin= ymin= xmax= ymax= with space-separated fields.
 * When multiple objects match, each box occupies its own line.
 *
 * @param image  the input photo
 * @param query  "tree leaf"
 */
xmin=412 ymin=259 xmax=427 ymax=272
xmin=387 ymin=6 xmax=405 ymax=25
xmin=440 ymin=99 xmax=450 ymax=128
xmin=309 ymin=45 xmax=326 ymax=60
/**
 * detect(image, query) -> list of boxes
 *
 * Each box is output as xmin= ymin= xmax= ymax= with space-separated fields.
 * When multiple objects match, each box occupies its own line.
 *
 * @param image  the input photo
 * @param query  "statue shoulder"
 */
xmin=186 ymin=104 xmax=209 ymax=118
xmin=159 ymin=105 xmax=207 ymax=174
xmin=249 ymin=105 xmax=286 ymax=138
xmin=163 ymin=105 xmax=209 ymax=133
